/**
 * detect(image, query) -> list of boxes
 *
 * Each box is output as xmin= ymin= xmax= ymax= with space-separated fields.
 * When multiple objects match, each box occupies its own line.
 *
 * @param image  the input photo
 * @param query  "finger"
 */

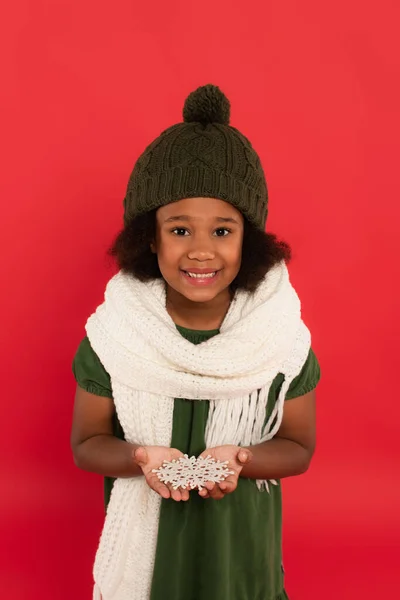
xmin=149 ymin=478 xmax=171 ymax=499
xmin=167 ymin=484 xmax=183 ymax=502
xmin=180 ymin=488 xmax=190 ymax=502
xmin=206 ymin=482 xmax=225 ymax=500
xmin=209 ymin=488 xmax=225 ymax=500
xmin=199 ymin=487 xmax=209 ymax=498
xmin=237 ymin=448 xmax=253 ymax=464
xmin=133 ymin=446 xmax=148 ymax=467
xmin=204 ymin=481 xmax=216 ymax=492
xmin=218 ymin=479 xmax=236 ymax=494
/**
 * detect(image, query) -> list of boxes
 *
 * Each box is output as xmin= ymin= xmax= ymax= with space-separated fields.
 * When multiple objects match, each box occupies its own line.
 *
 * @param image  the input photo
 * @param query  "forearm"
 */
xmin=73 ymin=434 xmax=142 ymax=478
xmin=240 ymin=437 xmax=314 ymax=480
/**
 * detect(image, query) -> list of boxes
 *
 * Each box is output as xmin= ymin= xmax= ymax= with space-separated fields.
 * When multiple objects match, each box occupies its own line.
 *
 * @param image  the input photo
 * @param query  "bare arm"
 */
xmin=240 ymin=390 xmax=316 ymax=480
xmin=70 ymin=386 xmax=141 ymax=478
xmin=70 ymin=386 xmax=190 ymax=501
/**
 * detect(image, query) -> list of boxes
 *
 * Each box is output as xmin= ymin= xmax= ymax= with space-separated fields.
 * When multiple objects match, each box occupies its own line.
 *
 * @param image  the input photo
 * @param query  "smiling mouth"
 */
xmin=183 ymin=271 xmax=217 ymax=279
xmin=180 ymin=269 xmax=220 ymax=285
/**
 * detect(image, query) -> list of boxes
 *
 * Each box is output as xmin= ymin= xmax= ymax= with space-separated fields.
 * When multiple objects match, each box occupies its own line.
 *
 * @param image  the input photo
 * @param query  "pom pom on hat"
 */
xmin=183 ymin=84 xmax=230 ymax=126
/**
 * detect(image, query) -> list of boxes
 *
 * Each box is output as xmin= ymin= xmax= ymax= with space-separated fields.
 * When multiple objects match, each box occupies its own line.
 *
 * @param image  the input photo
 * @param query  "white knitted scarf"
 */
xmin=85 ymin=261 xmax=311 ymax=600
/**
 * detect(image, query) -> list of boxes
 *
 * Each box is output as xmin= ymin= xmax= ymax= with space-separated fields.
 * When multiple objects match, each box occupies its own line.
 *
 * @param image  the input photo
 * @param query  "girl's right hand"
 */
xmin=132 ymin=446 xmax=190 ymax=501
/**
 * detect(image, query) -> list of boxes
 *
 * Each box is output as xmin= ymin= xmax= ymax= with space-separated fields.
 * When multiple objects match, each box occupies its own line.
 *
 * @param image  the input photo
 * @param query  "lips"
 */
xmin=180 ymin=269 xmax=221 ymax=286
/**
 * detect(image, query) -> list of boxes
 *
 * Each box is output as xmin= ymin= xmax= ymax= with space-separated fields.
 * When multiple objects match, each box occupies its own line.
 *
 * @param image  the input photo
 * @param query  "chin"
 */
xmin=189 ymin=290 xmax=224 ymax=303
xmin=177 ymin=285 xmax=224 ymax=303
xmin=165 ymin=275 xmax=230 ymax=304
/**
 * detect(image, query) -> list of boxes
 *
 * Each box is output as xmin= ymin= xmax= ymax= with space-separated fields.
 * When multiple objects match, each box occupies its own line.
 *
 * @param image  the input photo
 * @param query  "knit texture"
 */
xmin=86 ymin=262 xmax=311 ymax=600
xmin=123 ymin=84 xmax=269 ymax=230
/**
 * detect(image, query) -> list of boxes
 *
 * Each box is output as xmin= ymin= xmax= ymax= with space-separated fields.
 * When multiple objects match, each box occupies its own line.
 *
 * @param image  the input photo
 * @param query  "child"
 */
xmin=71 ymin=84 xmax=320 ymax=600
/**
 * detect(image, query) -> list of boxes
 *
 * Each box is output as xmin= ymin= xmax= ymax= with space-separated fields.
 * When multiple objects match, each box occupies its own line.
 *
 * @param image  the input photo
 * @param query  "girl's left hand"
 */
xmin=198 ymin=445 xmax=252 ymax=500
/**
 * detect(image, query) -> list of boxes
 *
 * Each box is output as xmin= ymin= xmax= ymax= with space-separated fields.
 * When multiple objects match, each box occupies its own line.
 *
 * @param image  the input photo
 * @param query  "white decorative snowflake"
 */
xmin=153 ymin=454 xmax=235 ymax=491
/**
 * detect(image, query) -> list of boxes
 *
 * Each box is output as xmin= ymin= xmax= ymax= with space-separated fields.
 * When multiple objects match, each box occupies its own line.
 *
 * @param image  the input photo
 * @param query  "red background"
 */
xmin=1 ymin=1 xmax=399 ymax=598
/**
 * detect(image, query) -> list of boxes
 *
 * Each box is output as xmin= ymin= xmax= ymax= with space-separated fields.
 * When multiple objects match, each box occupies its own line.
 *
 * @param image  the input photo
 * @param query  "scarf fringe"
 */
xmin=206 ymin=376 xmax=292 ymax=492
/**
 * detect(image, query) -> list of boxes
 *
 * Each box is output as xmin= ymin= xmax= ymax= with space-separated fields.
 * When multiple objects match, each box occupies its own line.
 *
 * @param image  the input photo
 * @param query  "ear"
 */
xmin=150 ymin=241 xmax=157 ymax=254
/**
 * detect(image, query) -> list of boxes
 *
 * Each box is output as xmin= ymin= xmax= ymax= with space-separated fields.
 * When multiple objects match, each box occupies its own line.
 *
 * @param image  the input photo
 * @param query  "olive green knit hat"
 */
xmin=123 ymin=84 xmax=268 ymax=229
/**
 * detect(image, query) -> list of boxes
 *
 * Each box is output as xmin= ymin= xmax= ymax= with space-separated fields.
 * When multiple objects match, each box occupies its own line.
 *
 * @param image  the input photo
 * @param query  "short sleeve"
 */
xmin=285 ymin=348 xmax=321 ymax=400
xmin=72 ymin=336 xmax=113 ymax=398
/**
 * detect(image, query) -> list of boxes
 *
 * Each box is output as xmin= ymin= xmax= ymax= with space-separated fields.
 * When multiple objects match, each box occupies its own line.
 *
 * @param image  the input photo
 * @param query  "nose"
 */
xmin=187 ymin=248 xmax=215 ymax=261
xmin=187 ymin=237 xmax=215 ymax=262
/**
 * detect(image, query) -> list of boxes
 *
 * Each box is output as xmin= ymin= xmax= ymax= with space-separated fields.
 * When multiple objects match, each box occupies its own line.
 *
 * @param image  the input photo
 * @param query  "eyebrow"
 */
xmin=164 ymin=215 xmax=240 ymax=224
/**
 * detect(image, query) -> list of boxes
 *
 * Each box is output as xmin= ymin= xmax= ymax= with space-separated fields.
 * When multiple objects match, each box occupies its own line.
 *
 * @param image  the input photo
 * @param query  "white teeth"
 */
xmin=186 ymin=272 xmax=216 ymax=279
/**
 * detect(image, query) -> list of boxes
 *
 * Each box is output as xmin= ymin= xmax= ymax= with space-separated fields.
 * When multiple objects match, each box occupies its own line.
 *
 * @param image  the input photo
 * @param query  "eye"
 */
xmin=171 ymin=228 xmax=190 ymax=236
xmin=213 ymin=228 xmax=231 ymax=237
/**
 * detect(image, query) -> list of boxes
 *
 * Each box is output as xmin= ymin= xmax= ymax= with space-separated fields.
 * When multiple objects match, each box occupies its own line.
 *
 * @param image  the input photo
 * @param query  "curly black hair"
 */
xmin=109 ymin=210 xmax=291 ymax=293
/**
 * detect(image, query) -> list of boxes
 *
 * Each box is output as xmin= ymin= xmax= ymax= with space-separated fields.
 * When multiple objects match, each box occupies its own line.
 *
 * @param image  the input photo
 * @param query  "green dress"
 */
xmin=73 ymin=326 xmax=320 ymax=600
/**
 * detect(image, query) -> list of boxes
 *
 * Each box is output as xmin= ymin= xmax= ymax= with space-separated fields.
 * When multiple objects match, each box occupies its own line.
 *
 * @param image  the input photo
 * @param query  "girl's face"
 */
xmin=153 ymin=197 xmax=244 ymax=305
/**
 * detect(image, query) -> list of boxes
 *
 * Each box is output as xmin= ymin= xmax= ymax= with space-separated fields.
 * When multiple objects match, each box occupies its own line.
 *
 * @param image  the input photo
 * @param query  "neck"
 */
xmin=165 ymin=286 xmax=232 ymax=330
